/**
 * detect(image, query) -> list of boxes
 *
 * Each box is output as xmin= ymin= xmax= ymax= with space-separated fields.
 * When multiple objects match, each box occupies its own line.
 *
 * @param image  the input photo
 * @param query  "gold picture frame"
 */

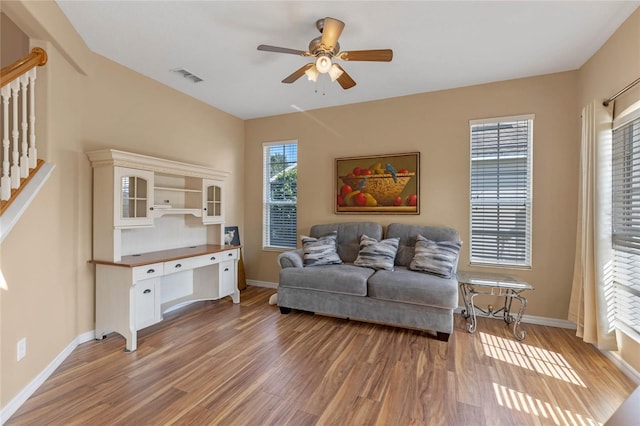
xmin=335 ymin=152 xmax=420 ymax=214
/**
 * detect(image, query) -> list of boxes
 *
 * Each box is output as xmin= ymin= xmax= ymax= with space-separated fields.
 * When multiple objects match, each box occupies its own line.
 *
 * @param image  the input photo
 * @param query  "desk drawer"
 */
xmin=189 ymin=253 xmax=220 ymax=268
xmin=187 ymin=250 xmax=238 ymax=268
xmin=164 ymin=257 xmax=201 ymax=274
xmin=133 ymin=263 xmax=164 ymax=282
xmin=221 ymin=248 xmax=239 ymax=261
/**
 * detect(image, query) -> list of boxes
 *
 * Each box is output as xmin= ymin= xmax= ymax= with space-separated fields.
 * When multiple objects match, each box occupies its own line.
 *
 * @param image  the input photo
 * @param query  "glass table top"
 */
xmin=457 ymin=271 xmax=533 ymax=291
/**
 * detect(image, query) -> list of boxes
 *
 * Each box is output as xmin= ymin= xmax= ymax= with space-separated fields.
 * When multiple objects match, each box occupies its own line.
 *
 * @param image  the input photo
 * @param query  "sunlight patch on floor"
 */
xmin=492 ymin=383 xmax=600 ymax=426
xmin=481 ymin=332 xmax=586 ymax=387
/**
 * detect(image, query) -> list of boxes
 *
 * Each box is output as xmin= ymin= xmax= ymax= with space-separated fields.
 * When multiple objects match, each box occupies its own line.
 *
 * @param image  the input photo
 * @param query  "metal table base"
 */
xmin=457 ymin=271 xmax=533 ymax=341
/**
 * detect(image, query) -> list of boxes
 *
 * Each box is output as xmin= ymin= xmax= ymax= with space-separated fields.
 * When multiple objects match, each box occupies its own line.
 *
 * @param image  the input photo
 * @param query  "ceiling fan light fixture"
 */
xmin=328 ymin=64 xmax=344 ymax=82
xmin=305 ymin=65 xmax=319 ymax=82
xmin=315 ymin=55 xmax=332 ymax=73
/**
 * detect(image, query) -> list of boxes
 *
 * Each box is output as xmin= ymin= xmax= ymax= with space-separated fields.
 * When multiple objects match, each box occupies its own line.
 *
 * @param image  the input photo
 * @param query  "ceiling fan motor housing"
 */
xmin=309 ymin=37 xmax=340 ymax=57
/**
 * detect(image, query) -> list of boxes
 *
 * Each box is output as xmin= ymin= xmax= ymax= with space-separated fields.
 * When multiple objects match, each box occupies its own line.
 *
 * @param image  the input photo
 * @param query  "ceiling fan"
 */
xmin=257 ymin=17 xmax=393 ymax=90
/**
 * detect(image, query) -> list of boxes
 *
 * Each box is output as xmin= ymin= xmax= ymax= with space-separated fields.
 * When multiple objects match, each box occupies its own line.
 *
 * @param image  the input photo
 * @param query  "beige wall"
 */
xmin=245 ymin=71 xmax=580 ymax=321
xmin=578 ymin=8 xmax=640 ymax=374
xmin=0 ymin=2 xmax=244 ymax=410
xmin=1 ymin=12 xmax=29 ymax=67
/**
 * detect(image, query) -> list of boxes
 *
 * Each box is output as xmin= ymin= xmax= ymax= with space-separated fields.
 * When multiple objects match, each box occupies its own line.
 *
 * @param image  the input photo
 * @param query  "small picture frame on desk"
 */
xmin=224 ymin=226 xmax=241 ymax=246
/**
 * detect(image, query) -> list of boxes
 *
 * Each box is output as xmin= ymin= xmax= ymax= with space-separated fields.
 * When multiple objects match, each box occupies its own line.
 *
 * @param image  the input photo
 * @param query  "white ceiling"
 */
xmin=56 ymin=1 xmax=639 ymax=120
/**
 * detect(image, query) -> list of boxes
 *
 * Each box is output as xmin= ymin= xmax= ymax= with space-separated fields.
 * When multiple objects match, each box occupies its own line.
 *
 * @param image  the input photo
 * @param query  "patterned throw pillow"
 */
xmin=353 ymin=234 xmax=400 ymax=271
xmin=409 ymin=234 xmax=461 ymax=278
xmin=301 ymin=231 xmax=343 ymax=266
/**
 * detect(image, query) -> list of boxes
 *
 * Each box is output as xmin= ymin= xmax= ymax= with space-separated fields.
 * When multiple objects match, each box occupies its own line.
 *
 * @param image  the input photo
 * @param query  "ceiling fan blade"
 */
xmin=320 ymin=17 xmax=345 ymax=51
xmin=282 ymin=63 xmax=314 ymax=83
xmin=257 ymin=44 xmax=309 ymax=56
xmin=334 ymin=64 xmax=356 ymax=90
xmin=339 ymin=49 xmax=393 ymax=62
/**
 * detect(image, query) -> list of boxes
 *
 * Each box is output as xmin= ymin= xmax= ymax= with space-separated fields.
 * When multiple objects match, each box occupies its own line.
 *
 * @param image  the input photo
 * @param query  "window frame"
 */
xmin=262 ymin=141 xmax=298 ymax=250
xmin=469 ymin=114 xmax=534 ymax=268
xmin=611 ymin=107 xmax=640 ymax=340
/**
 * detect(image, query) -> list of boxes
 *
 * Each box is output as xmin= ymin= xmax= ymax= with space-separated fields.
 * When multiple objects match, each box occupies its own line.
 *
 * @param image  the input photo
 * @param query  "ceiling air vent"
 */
xmin=170 ymin=68 xmax=204 ymax=83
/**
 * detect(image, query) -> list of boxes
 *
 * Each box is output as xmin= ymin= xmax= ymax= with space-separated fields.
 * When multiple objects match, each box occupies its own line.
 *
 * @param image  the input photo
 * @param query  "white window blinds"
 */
xmin=612 ymin=114 xmax=640 ymax=338
xmin=470 ymin=115 xmax=533 ymax=267
xmin=263 ymin=142 xmax=297 ymax=249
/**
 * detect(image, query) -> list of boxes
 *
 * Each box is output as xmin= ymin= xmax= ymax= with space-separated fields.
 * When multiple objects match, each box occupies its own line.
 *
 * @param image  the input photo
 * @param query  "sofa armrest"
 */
xmin=277 ymin=249 xmax=305 ymax=269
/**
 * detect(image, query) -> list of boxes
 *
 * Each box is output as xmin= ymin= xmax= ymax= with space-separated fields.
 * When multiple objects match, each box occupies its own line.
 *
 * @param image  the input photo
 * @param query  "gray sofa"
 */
xmin=276 ymin=222 xmax=461 ymax=341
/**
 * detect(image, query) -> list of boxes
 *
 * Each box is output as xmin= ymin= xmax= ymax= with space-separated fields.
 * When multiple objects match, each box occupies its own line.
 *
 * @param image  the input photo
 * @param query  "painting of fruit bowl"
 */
xmin=336 ymin=152 xmax=420 ymax=214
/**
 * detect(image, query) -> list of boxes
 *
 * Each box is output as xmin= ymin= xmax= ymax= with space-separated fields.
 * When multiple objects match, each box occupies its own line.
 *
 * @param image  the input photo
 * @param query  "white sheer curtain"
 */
xmin=568 ymin=100 xmax=618 ymax=350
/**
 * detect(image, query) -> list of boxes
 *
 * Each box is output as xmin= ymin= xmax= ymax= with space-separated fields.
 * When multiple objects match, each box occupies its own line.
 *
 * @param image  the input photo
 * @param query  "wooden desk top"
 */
xmin=91 ymin=244 xmax=241 ymax=267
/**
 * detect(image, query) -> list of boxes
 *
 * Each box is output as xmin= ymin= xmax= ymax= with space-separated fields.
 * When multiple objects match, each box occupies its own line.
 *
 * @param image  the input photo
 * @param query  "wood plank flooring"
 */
xmin=6 ymin=286 xmax=637 ymax=425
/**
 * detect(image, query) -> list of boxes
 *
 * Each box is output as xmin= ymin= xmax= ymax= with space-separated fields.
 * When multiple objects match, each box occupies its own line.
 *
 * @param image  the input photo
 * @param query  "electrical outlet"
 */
xmin=17 ymin=338 xmax=26 ymax=361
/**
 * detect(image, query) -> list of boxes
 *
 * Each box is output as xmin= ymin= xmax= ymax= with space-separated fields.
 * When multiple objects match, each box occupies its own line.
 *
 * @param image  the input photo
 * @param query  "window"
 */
xmin=263 ymin=142 xmax=297 ymax=249
xmin=470 ymin=115 xmax=533 ymax=267
xmin=612 ymin=112 xmax=640 ymax=338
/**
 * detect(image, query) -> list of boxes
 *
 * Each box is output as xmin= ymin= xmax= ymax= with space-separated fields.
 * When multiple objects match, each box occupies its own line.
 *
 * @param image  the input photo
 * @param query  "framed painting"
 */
xmin=336 ymin=152 xmax=420 ymax=214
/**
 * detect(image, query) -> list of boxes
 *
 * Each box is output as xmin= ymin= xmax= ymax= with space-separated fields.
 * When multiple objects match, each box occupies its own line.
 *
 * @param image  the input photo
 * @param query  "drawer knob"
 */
xmin=210 ymin=256 xmax=216 ymax=261
xmin=224 ymin=268 xmax=229 ymax=272
xmin=143 ymin=289 xmax=151 ymax=294
xmin=147 ymin=268 xmax=155 ymax=274
xmin=175 ymin=263 xmax=182 ymax=269
xmin=228 ymin=252 xmax=233 ymax=257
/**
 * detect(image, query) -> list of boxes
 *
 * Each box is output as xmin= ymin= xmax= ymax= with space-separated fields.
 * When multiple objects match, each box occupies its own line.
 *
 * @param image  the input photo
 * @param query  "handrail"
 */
xmin=0 ymin=47 xmax=47 ymax=88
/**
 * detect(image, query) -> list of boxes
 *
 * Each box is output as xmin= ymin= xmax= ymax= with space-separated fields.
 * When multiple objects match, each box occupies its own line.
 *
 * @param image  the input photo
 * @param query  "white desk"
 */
xmin=457 ymin=271 xmax=533 ymax=340
xmin=92 ymin=244 xmax=240 ymax=352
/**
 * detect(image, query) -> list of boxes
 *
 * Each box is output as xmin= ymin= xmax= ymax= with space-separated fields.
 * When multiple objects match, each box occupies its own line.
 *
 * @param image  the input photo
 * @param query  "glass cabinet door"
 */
xmin=121 ymin=175 xmax=148 ymax=218
xmin=202 ymin=179 xmax=224 ymax=224
xmin=115 ymin=167 xmax=154 ymax=227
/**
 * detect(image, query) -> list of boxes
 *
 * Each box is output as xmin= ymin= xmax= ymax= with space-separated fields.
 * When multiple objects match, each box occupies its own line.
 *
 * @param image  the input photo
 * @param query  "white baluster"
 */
xmin=10 ymin=79 xmax=20 ymax=189
xmin=20 ymin=74 xmax=29 ymax=177
xmin=1 ymin=85 xmax=10 ymax=201
xmin=28 ymin=68 xmax=37 ymax=169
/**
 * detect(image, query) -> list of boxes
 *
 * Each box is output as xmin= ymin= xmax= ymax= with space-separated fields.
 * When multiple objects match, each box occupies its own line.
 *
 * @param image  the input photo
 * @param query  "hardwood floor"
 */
xmin=7 ymin=286 xmax=637 ymax=425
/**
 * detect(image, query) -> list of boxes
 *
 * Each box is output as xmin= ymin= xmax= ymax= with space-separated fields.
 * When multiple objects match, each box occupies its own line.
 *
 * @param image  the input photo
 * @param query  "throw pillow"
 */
xmin=301 ymin=231 xmax=342 ymax=266
xmin=409 ymin=234 xmax=461 ymax=278
xmin=353 ymin=234 xmax=400 ymax=271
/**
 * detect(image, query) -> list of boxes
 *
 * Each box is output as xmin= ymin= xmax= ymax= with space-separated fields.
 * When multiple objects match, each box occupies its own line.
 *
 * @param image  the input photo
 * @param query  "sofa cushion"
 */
xmin=279 ymin=264 xmax=373 ymax=296
xmin=301 ymin=231 xmax=342 ymax=266
xmin=310 ymin=222 xmax=383 ymax=263
xmin=367 ymin=267 xmax=459 ymax=309
xmin=353 ymin=235 xmax=400 ymax=271
xmin=409 ymin=235 xmax=461 ymax=278
xmin=385 ymin=223 xmax=461 ymax=268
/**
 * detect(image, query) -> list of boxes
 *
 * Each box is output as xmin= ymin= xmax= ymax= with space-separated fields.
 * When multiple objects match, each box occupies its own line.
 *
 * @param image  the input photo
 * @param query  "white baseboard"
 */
xmin=601 ymin=350 xmax=640 ymax=385
xmin=0 ymin=330 xmax=95 ymax=425
xmin=247 ymin=279 xmax=278 ymax=289
xmin=520 ymin=314 xmax=577 ymax=329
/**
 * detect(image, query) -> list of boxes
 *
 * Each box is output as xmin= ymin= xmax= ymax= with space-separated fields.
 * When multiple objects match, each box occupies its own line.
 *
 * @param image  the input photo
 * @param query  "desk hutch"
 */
xmin=87 ymin=149 xmax=239 ymax=351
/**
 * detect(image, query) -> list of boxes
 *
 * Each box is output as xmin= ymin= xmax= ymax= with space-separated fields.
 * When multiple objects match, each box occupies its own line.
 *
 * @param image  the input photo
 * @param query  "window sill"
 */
xmin=262 ymin=246 xmax=296 ymax=253
xmin=469 ymin=262 xmax=532 ymax=271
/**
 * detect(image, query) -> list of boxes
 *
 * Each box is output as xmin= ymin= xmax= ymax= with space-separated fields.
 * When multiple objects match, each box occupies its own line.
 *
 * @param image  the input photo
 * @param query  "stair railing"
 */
xmin=0 ymin=47 xmax=47 ymax=204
